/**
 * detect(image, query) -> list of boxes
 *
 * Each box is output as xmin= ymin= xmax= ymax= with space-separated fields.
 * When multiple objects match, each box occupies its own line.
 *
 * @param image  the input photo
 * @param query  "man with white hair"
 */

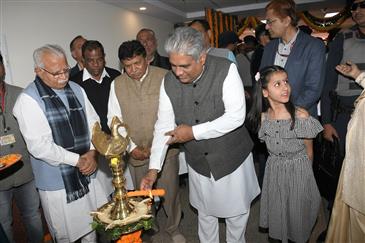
xmin=13 ymin=44 xmax=111 ymax=243
xmin=140 ymin=27 xmax=260 ymax=243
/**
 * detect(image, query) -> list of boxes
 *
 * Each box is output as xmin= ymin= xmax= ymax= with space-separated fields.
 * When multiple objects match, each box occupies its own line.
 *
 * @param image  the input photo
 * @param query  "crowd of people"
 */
xmin=0 ymin=0 xmax=364 ymax=242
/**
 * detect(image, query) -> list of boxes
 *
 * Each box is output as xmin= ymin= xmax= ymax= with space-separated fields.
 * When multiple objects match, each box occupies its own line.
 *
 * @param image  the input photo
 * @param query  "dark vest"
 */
xmin=0 ymin=84 xmax=34 ymax=190
xmin=70 ymin=67 xmax=121 ymax=133
xmin=164 ymin=55 xmax=253 ymax=180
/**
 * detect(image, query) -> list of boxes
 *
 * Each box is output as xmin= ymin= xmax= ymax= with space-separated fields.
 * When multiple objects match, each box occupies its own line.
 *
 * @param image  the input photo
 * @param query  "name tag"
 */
xmin=0 ymin=134 xmax=16 ymax=146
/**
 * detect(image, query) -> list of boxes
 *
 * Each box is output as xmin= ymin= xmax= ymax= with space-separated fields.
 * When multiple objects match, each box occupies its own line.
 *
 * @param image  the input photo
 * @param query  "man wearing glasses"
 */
xmin=13 ymin=44 xmax=111 ymax=242
xmin=260 ymin=0 xmax=326 ymax=117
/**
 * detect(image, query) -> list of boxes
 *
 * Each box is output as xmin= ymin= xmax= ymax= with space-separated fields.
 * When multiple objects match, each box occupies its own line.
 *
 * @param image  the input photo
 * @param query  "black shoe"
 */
xmin=318 ymin=230 xmax=327 ymax=242
xmin=141 ymin=230 xmax=154 ymax=243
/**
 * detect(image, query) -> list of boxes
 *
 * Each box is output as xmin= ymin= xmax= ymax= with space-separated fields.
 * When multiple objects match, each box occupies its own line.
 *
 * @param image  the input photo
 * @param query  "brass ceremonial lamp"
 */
xmin=90 ymin=116 xmax=154 ymax=239
xmin=92 ymin=116 xmax=132 ymax=220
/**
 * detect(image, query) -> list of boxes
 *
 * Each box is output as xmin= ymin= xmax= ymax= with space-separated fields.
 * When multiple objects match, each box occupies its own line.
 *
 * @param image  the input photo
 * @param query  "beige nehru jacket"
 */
xmin=114 ymin=66 xmax=179 ymax=166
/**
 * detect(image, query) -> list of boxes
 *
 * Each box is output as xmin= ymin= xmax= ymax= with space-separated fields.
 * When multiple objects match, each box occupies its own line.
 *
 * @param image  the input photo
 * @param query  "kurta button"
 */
xmin=204 ymin=152 xmax=208 ymax=156
xmin=194 ymin=101 xmax=199 ymax=105
xmin=279 ymin=153 xmax=282 ymax=155
xmin=276 ymin=142 xmax=279 ymax=144
xmin=195 ymin=119 xmax=200 ymax=123
xmin=193 ymin=84 xmax=197 ymax=88
xmin=275 ymin=131 xmax=278 ymax=133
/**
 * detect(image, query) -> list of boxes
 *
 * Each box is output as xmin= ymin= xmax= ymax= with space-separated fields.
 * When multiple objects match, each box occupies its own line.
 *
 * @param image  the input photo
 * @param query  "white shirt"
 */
xmin=149 ymin=63 xmax=246 ymax=171
xmin=107 ymin=81 xmax=137 ymax=152
xmin=13 ymin=86 xmax=99 ymax=167
xmin=274 ymin=29 xmax=300 ymax=67
xmin=82 ymin=68 xmax=109 ymax=83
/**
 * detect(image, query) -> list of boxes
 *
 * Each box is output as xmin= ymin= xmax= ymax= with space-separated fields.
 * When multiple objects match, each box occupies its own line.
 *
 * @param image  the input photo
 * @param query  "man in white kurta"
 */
xmin=13 ymin=45 xmax=112 ymax=243
xmin=140 ymin=27 xmax=260 ymax=243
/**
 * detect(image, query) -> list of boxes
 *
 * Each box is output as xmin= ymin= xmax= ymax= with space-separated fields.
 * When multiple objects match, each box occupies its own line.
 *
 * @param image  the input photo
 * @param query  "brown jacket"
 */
xmin=114 ymin=66 xmax=179 ymax=166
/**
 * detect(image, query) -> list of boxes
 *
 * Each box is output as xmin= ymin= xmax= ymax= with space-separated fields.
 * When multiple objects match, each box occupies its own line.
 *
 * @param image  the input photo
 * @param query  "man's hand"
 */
xmin=323 ymin=124 xmax=339 ymax=142
xmin=130 ymin=146 xmax=150 ymax=160
xmin=140 ymin=169 xmax=158 ymax=190
xmin=165 ymin=124 xmax=194 ymax=145
xmin=77 ymin=150 xmax=98 ymax=175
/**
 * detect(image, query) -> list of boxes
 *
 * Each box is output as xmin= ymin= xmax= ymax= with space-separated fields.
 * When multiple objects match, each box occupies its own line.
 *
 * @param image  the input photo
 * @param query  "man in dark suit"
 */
xmin=260 ymin=0 xmax=326 ymax=116
xmin=69 ymin=35 xmax=86 ymax=77
xmin=70 ymin=40 xmax=120 ymax=133
xmin=136 ymin=28 xmax=171 ymax=70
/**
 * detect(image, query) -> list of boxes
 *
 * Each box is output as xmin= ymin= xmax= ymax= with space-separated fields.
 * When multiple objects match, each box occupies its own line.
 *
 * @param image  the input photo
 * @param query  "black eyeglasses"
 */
xmin=40 ymin=67 xmax=70 ymax=78
xmin=351 ymin=1 xmax=365 ymax=11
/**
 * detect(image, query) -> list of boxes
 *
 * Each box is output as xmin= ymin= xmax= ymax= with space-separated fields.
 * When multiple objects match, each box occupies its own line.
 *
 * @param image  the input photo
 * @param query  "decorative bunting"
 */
xmin=299 ymin=7 xmax=351 ymax=32
xmin=204 ymin=4 xmax=351 ymax=44
xmin=205 ymin=8 xmax=237 ymax=47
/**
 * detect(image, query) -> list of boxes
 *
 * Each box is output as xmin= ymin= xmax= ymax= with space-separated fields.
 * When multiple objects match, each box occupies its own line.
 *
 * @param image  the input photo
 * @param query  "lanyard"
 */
xmin=0 ymin=101 xmax=9 ymax=133
xmin=0 ymin=92 xmax=4 ymax=111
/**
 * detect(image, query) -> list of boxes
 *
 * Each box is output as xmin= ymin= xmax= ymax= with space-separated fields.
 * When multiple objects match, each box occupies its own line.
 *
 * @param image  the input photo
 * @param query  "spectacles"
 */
xmin=351 ymin=1 xmax=365 ymax=11
xmin=40 ymin=67 xmax=70 ymax=78
xmin=266 ymin=19 xmax=278 ymax=26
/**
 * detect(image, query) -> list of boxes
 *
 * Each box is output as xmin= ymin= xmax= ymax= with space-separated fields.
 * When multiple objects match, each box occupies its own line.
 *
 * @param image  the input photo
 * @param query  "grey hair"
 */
xmin=164 ymin=27 xmax=206 ymax=62
xmin=33 ymin=44 xmax=66 ymax=68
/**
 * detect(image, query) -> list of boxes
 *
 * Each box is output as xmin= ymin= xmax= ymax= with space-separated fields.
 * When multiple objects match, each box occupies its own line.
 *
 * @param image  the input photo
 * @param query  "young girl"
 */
xmin=246 ymin=65 xmax=322 ymax=243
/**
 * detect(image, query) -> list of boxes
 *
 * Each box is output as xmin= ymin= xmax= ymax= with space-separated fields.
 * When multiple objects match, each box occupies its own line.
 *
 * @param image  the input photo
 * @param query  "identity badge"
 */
xmin=0 ymin=134 xmax=16 ymax=146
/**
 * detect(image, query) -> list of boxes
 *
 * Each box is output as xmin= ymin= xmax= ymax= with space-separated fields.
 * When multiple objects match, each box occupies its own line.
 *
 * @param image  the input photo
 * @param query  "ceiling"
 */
xmin=99 ymin=0 xmax=347 ymax=23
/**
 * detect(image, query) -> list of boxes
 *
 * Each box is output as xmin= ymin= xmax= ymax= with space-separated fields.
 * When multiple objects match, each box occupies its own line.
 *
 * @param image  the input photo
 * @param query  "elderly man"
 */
xmin=107 ymin=40 xmax=184 ymax=243
xmin=260 ymin=0 xmax=326 ymax=116
xmin=13 ymin=44 xmax=111 ymax=243
xmin=136 ymin=28 xmax=171 ymax=70
xmin=0 ymin=53 xmax=44 ymax=243
xmin=140 ymin=27 xmax=260 ymax=243
xmin=69 ymin=35 xmax=87 ymax=77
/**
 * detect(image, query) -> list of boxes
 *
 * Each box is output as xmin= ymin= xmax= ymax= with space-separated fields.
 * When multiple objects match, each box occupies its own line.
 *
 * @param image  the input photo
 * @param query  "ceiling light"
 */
xmin=139 ymin=7 xmax=147 ymax=11
xmin=324 ymin=12 xmax=339 ymax=18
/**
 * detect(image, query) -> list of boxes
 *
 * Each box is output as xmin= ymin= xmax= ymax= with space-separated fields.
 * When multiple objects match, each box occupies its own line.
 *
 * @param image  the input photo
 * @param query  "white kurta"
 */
xmin=13 ymin=85 xmax=113 ymax=241
xmin=148 ymin=63 xmax=260 ymax=216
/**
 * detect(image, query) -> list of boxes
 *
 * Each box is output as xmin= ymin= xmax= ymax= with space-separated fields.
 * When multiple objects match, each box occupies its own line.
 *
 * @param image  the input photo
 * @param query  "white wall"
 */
xmin=0 ymin=0 xmax=174 ymax=87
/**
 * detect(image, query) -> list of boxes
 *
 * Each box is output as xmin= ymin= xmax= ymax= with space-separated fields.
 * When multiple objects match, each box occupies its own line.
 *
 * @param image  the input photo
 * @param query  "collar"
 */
xmin=192 ymin=65 xmax=205 ymax=84
xmin=281 ymin=29 xmax=299 ymax=45
xmin=82 ymin=68 xmax=109 ymax=83
xmin=138 ymin=66 xmax=149 ymax=82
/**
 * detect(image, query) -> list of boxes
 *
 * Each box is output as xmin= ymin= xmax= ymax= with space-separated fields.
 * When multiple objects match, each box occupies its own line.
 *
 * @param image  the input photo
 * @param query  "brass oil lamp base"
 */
xmin=90 ymin=117 xmax=153 ymax=239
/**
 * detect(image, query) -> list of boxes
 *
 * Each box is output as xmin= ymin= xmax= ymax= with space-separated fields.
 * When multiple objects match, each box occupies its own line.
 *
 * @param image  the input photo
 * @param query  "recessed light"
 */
xmin=324 ymin=12 xmax=339 ymax=18
xmin=139 ymin=7 xmax=147 ymax=11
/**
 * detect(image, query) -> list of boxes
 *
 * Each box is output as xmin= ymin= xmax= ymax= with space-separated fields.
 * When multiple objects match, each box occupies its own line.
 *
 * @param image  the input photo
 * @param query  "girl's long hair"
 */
xmin=246 ymin=65 xmax=296 ymax=133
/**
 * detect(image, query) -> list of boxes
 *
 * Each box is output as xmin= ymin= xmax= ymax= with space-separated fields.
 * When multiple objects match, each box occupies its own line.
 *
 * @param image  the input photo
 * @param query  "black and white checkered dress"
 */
xmin=258 ymin=115 xmax=322 ymax=243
